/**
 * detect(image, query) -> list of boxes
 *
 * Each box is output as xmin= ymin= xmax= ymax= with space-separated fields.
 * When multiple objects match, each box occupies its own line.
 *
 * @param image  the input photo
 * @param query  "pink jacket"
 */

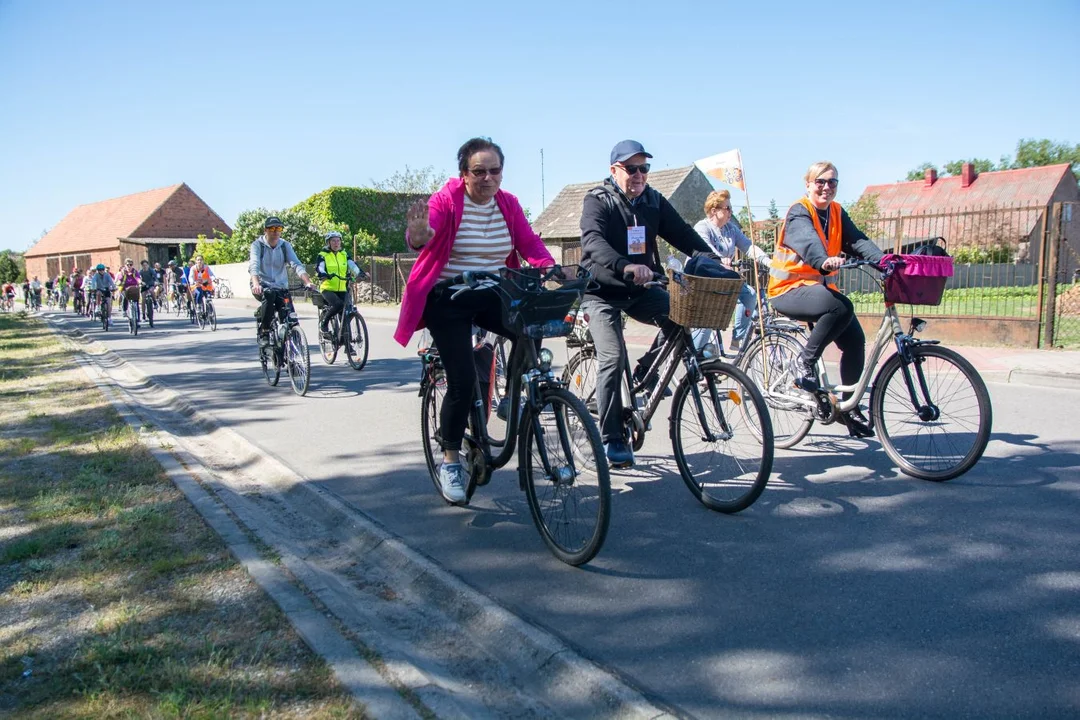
xmin=393 ymin=178 xmax=554 ymax=346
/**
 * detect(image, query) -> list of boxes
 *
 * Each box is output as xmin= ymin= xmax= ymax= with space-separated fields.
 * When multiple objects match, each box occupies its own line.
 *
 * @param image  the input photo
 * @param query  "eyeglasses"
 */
xmin=813 ymin=178 xmax=839 ymax=189
xmin=266 ymin=225 xmax=284 ymax=231
xmin=468 ymin=166 xmax=502 ymax=178
xmin=619 ymin=163 xmax=651 ymax=175
xmin=718 ymin=206 xmax=733 ymax=213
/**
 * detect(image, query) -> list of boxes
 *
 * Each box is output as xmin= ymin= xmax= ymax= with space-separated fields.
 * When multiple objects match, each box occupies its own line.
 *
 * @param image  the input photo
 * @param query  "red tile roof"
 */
xmin=26 ymin=184 xmax=184 ymax=258
xmin=861 ymin=164 xmax=1072 ymax=214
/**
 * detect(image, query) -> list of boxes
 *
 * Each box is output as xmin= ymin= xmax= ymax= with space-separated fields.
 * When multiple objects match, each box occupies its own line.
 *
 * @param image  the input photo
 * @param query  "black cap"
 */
xmin=264 ymin=216 xmax=284 ymax=229
xmin=610 ymin=140 xmax=653 ymax=165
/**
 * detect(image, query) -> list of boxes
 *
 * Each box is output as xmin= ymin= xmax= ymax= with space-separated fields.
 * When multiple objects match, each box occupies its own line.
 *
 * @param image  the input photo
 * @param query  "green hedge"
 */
xmin=291 ymin=187 xmax=428 ymax=254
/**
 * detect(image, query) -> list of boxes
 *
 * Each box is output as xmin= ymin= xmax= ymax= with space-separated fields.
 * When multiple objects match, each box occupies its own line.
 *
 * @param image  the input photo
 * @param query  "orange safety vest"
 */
xmin=191 ymin=266 xmax=213 ymax=289
xmin=767 ymin=197 xmax=842 ymax=299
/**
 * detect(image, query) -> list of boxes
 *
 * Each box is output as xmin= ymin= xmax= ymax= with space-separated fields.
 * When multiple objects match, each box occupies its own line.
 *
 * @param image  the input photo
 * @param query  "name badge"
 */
xmin=627 ymin=225 xmax=647 ymax=255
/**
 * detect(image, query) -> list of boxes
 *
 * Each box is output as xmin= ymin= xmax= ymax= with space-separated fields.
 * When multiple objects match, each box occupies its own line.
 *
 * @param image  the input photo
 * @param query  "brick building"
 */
xmin=24 ymin=183 xmax=231 ymax=280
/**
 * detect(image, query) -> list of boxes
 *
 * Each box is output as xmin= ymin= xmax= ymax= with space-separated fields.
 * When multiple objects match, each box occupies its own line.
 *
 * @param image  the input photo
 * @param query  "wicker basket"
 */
xmin=666 ymin=269 xmax=743 ymax=330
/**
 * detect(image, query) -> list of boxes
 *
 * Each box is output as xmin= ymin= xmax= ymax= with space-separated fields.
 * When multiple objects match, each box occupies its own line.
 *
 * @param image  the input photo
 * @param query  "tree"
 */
xmin=943 ymin=158 xmax=996 ymax=176
xmin=370 ymin=165 xmax=450 ymax=194
xmin=1009 ymin=138 xmax=1080 ymax=180
xmin=735 ymin=206 xmax=754 ymax=230
xmin=902 ymin=162 xmax=937 ymax=181
xmin=0 ymin=251 xmax=23 ymax=283
xmin=767 ymin=199 xmax=779 ymax=221
xmin=844 ymin=194 xmax=882 ymax=240
xmin=195 ymin=207 xmax=350 ymax=266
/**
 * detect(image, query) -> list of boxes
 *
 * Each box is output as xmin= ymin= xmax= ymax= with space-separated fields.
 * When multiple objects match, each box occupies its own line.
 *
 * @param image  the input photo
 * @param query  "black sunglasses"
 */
xmin=619 ymin=163 xmax=651 ymax=175
xmin=468 ymin=166 xmax=502 ymax=178
xmin=814 ymin=178 xmax=839 ymax=189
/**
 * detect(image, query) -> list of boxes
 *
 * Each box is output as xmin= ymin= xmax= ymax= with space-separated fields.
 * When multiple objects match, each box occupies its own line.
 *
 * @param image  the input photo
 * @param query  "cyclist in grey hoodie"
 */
xmin=249 ymin=216 xmax=314 ymax=346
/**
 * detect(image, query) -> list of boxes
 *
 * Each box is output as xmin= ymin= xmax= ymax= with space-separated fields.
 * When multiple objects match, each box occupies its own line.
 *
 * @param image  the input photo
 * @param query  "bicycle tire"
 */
xmin=144 ymin=297 xmax=154 ymax=328
xmin=562 ymin=349 xmax=599 ymax=417
xmin=197 ymin=300 xmax=207 ymax=329
xmin=345 ymin=312 xmax=369 ymax=371
xmin=207 ymin=302 xmax=217 ymax=331
xmin=262 ymin=326 xmax=281 ymax=386
xmin=519 ymin=387 xmax=610 ymax=566
xmin=286 ymin=325 xmax=311 ymax=396
xmin=319 ymin=315 xmax=338 ymax=365
xmin=671 ymin=361 xmax=773 ymax=514
xmin=130 ymin=302 xmax=138 ymax=336
xmin=871 ymin=344 xmax=992 ymax=481
xmin=420 ymin=369 xmax=447 ymax=490
xmin=739 ymin=332 xmax=815 ymax=449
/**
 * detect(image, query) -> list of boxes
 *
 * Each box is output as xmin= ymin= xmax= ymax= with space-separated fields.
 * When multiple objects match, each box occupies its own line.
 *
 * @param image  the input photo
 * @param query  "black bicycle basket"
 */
xmin=499 ymin=266 xmax=589 ymax=339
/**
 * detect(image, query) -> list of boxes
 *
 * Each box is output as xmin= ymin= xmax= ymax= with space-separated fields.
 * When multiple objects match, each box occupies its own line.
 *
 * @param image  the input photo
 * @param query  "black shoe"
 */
xmin=604 ymin=441 xmax=634 ymax=469
xmin=794 ymin=356 xmax=819 ymax=392
xmin=636 ymin=371 xmax=672 ymax=399
xmin=839 ymin=409 xmax=874 ymax=438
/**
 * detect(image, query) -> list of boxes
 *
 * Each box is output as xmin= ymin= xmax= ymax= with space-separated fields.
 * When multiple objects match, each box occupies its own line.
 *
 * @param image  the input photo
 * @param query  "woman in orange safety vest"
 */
xmin=767 ymin=161 xmax=884 ymax=437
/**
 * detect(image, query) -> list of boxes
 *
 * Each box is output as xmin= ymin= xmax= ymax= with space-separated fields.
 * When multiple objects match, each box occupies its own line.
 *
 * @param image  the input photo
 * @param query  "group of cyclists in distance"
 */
xmin=9 ymin=257 xmax=215 ymax=327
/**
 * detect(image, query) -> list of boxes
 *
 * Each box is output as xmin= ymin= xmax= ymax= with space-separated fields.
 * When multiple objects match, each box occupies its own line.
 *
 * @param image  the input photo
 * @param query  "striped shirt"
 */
xmin=440 ymin=195 xmax=513 ymax=280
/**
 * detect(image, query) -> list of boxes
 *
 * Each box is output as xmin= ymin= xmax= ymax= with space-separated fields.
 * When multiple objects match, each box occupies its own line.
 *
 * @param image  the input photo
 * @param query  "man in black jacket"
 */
xmin=579 ymin=140 xmax=713 ymax=468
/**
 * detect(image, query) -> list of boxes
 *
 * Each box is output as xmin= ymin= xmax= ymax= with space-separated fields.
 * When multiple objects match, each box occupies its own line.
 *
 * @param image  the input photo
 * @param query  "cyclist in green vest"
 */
xmin=315 ymin=231 xmax=365 ymax=337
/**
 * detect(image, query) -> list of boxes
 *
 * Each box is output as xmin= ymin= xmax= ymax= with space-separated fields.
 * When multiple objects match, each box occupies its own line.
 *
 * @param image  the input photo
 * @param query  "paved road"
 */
xmin=65 ymin=302 xmax=1080 ymax=718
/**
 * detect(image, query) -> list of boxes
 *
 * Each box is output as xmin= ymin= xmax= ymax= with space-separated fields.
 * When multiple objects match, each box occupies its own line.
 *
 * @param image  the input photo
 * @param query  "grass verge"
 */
xmin=0 ymin=314 xmax=365 ymax=718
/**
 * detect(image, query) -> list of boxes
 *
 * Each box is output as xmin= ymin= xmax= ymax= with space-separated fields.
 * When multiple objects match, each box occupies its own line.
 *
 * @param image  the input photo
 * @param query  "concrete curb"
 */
xmin=45 ymin=314 xmax=678 ymax=720
xmin=66 ymin=346 xmax=422 ymax=720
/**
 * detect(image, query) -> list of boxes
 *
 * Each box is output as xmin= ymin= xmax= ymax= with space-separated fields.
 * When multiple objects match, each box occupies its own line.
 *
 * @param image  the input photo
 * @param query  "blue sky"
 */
xmin=2 ymin=0 xmax=1077 ymax=252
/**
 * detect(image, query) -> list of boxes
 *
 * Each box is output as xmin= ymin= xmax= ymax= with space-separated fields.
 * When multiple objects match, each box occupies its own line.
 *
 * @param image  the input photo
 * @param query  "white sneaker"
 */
xmin=438 ymin=463 xmax=468 ymax=504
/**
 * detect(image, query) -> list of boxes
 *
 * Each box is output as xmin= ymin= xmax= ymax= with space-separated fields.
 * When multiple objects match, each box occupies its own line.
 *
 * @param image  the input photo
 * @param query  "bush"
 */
xmin=292 ymin=187 xmax=428 ymax=254
xmin=196 ymin=208 xmax=355 ymax=266
xmin=952 ymin=244 xmax=1013 ymax=264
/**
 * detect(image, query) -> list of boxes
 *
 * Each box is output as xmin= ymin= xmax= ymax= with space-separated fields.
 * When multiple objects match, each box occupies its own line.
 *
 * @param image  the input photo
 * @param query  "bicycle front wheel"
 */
xmin=144 ymin=298 xmax=154 ymax=328
xmin=286 ymin=325 xmax=311 ymax=396
xmin=207 ymin=302 xmax=217 ymax=331
xmin=520 ymin=387 xmax=610 ymax=566
xmin=345 ymin=312 xmax=369 ymax=371
xmin=671 ymin=362 xmax=773 ymax=513
xmin=261 ymin=327 xmax=281 ymax=386
xmin=739 ymin=332 xmax=815 ymax=449
xmin=872 ymin=344 xmax=992 ymax=481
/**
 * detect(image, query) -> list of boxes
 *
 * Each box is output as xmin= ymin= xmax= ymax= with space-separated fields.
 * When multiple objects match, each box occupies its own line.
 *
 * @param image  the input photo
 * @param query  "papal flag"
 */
xmin=695 ymin=149 xmax=745 ymax=191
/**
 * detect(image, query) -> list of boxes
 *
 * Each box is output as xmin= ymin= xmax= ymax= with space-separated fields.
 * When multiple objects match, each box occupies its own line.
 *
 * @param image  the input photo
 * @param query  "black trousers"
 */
xmin=771 ymin=284 xmax=866 ymax=387
xmin=254 ymin=289 xmax=291 ymax=334
xmin=422 ymin=284 xmax=518 ymax=453
xmin=320 ymin=290 xmax=347 ymax=328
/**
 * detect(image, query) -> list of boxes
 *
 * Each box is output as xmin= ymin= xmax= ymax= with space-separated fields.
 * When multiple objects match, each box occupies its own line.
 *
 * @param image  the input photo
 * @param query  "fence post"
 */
xmin=370 ymin=252 xmax=375 ymax=304
xmin=1042 ymin=203 xmax=1063 ymax=348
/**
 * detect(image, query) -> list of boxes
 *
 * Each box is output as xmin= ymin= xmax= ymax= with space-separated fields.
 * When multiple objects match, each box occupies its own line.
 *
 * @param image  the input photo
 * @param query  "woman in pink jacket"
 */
xmin=396 ymin=137 xmax=555 ymax=505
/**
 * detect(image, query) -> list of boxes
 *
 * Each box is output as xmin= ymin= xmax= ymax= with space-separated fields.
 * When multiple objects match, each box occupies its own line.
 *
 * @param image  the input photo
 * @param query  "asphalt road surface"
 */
xmin=64 ymin=301 xmax=1080 ymax=718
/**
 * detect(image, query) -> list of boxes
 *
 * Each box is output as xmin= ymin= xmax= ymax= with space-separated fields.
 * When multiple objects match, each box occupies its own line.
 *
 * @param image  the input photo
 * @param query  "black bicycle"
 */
xmin=123 ymin=287 xmax=140 ymax=336
xmin=312 ymin=274 xmax=369 ymax=370
xmin=258 ymin=288 xmax=311 ymax=396
xmin=564 ymin=270 xmax=774 ymax=514
xmin=141 ymin=284 xmax=155 ymax=328
xmin=194 ymin=291 xmax=217 ymax=331
xmin=419 ymin=265 xmax=610 ymax=566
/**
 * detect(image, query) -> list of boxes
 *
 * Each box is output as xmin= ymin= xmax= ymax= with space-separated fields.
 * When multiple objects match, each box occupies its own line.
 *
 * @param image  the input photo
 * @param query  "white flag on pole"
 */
xmin=695 ymin=149 xmax=745 ymax=191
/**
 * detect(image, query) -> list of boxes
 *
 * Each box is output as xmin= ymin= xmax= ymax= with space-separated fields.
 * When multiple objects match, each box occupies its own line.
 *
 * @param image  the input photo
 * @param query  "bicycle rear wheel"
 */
xmin=286 ymin=325 xmax=311 ymax=396
xmin=872 ymin=344 xmax=992 ymax=481
xmin=344 ymin=312 xmax=369 ymax=371
xmin=671 ymin=361 xmax=773 ymax=513
xmin=563 ymin=349 xmax=599 ymax=417
xmin=739 ymin=332 xmax=815 ymax=448
xmin=520 ymin=387 xmax=610 ymax=566
xmin=261 ymin=326 xmax=281 ymax=386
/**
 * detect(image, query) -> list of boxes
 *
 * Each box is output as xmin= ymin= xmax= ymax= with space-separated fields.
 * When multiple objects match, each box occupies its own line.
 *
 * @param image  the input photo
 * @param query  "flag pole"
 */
xmin=737 ymin=159 xmax=770 ymax=385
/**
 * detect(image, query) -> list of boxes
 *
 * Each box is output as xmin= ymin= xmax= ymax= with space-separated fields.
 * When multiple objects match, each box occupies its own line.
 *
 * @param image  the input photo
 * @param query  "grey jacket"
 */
xmin=249 ymin=236 xmax=307 ymax=290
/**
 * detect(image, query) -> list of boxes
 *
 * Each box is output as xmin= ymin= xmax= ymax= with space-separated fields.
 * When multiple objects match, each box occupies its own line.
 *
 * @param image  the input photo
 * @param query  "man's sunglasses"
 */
xmin=619 ymin=163 xmax=651 ymax=175
xmin=814 ymin=178 xmax=839 ymax=189
xmin=468 ymin=167 xmax=502 ymax=178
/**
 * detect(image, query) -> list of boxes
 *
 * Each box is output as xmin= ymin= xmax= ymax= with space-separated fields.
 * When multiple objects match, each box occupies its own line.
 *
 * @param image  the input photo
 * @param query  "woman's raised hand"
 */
xmin=406 ymin=199 xmax=435 ymax=249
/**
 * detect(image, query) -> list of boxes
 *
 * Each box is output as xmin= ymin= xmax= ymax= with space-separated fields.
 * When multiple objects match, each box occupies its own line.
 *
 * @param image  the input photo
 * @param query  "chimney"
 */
xmin=924 ymin=168 xmax=937 ymax=187
xmin=961 ymin=162 xmax=977 ymax=188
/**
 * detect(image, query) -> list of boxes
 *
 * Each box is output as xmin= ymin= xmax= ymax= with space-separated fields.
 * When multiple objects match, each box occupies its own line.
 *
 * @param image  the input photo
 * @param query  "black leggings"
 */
xmin=255 ymin=289 xmax=290 ymax=333
xmin=320 ymin=290 xmax=347 ymax=327
xmin=422 ymin=284 xmax=518 ymax=453
xmin=771 ymin=284 xmax=866 ymax=388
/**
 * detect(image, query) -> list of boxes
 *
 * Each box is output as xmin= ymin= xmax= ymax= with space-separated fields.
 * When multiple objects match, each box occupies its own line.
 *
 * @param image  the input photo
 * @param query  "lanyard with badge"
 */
xmin=627 ymin=214 xmax=647 ymax=256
